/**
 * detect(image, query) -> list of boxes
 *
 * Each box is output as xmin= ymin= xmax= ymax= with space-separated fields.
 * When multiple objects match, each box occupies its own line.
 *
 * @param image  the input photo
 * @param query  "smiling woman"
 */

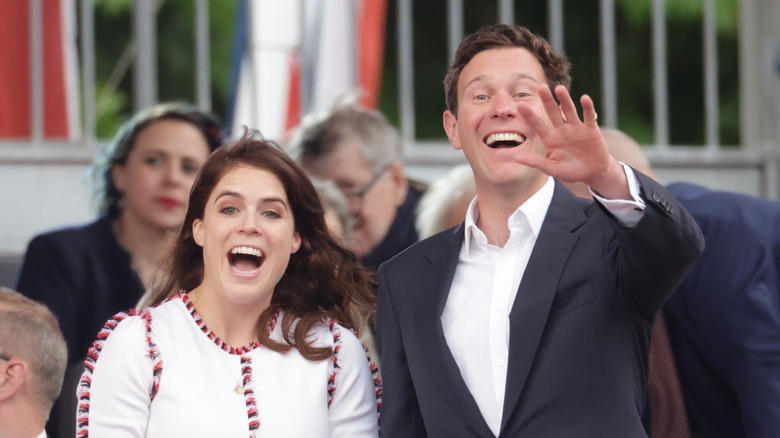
xmin=78 ymin=131 xmax=381 ymax=437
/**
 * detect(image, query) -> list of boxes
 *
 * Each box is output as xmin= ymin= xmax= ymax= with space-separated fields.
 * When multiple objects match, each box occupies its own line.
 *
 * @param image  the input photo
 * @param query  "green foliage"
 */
xmin=617 ymin=0 xmax=738 ymax=35
xmin=377 ymin=0 xmax=740 ymax=146
xmin=94 ymin=0 xmax=133 ymax=17
xmin=90 ymin=0 xmax=238 ymax=138
xmin=94 ymin=80 xmax=127 ymax=138
xmin=88 ymin=0 xmax=741 ymax=147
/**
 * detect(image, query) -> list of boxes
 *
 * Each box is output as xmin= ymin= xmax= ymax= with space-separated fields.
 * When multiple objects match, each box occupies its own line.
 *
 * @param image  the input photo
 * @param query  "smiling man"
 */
xmin=376 ymin=24 xmax=705 ymax=438
xmin=290 ymin=103 xmax=424 ymax=270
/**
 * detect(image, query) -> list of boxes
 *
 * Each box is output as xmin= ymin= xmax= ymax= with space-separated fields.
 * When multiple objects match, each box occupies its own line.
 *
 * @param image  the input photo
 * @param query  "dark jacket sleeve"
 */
xmin=16 ymin=231 xmax=87 ymax=364
xmin=612 ymin=171 xmax=706 ymax=321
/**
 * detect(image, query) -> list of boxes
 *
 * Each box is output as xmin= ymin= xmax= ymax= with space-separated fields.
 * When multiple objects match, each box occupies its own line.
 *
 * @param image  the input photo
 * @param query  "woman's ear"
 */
xmin=291 ymin=232 xmax=302 ymax=254
xmin=193 ymin=219 xmax=205 ymax=247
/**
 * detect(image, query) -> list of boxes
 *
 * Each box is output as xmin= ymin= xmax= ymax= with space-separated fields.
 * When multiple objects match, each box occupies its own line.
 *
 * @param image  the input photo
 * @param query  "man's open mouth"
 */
xmin=485 ymin=132 xmax=526 ymax=148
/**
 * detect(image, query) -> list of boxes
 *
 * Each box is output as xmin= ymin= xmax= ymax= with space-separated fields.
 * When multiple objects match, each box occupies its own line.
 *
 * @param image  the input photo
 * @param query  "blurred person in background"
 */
xmin=575 ymin=128 xmax=780 ymax=438
xmin=289 ymin=102 xmax=425 ymax=271
xmin=415 ymin=163 xmax=476 ymax=240
xmin=15 ymin=101 xmax=222 ymax=437
xmin=0 ymin=287 xmax=67 ymax=438
xmin=312 ymin=178 xmax=352 ymax=242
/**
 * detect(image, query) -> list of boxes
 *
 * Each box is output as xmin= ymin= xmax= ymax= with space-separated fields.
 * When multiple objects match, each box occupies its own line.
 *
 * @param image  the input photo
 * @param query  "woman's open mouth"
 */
xmin=228 ymin=246 xmax=263 ymax=275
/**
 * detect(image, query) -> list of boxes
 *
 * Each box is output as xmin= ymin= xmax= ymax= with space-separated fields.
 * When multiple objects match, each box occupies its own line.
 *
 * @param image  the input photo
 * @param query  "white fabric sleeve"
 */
xmin=83 ymin=316 xmax=155 ymax=437
xmin=328 ymin=327 xmax=380 ymax=437
xmin=590 ymin=162 xmax=646 ymax=228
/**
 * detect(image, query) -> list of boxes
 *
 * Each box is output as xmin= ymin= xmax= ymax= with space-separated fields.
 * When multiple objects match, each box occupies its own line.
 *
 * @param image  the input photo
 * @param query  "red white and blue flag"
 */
xmin=227 ymin=0 xmax=387 ymax=142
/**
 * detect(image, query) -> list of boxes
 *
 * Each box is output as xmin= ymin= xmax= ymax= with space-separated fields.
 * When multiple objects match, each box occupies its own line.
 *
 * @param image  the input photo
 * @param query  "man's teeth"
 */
xmin=486 ymin=133 xmax=526 ymax=146
xmin=231 ymin=246 xmax=262 ymax=258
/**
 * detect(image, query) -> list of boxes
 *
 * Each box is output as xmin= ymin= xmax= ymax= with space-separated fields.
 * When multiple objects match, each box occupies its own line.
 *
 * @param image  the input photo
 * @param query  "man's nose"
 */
xmin=492 ymin=93 xmax=517 ymax=118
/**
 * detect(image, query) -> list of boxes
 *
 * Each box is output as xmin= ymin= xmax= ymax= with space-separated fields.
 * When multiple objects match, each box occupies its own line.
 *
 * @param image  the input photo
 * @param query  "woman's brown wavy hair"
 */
xmin=145 ymin=130 xmax=376 ymax=361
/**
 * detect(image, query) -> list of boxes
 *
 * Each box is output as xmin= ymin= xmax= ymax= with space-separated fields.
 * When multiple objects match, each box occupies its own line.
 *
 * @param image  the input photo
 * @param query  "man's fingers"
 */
xmin=518 ymin=103 xmax=550 ymax=139
xmin=554 ymin=86 xmax=581 ymax=125
xmin=512 ymin=148 xmax=549 ymax=173
xmin=579 ymin=95 xmax=598 ymax=127
xmin=540 ymin=85 xmax=564 ymax=127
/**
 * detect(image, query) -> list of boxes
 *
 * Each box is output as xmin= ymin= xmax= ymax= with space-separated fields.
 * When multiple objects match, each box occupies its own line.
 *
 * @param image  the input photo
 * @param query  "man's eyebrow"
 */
xmin=463 ymin=73 xmax=539 ymax=89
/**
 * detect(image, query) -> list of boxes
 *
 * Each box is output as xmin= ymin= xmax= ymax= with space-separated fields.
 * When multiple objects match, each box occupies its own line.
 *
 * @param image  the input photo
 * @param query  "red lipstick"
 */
xmin=157 ymin=198 xmax=182 ymax=209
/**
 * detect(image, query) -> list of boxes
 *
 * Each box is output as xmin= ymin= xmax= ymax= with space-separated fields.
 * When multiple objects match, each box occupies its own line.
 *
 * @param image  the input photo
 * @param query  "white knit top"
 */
xmin=77 ymin=291 xmax=381 ymax=437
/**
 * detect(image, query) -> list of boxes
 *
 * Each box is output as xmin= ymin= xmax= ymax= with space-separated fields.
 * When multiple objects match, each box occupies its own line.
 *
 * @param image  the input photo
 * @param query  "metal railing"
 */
xmin=7 ymin=0 xmax=780 ymax=198
xmin=394 ymin=0 xmax=779 ymax=198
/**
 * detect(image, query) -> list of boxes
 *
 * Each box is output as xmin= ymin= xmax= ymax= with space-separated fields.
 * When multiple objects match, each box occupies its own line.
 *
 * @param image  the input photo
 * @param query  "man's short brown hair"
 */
xmin=444 ymin=24 xmax=572 ymax=116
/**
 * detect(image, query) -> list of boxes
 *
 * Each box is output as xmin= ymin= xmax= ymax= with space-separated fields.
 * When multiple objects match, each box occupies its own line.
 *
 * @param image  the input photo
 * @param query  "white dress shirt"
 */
xmin=441 ymin=165 xmax=645 ymax=436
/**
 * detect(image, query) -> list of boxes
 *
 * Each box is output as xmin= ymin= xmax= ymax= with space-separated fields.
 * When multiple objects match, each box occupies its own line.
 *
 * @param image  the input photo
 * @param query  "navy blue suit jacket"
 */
xmin=377 ymin=174 xmax=704 ymax=438
xmin=664 ymin=182 xmax=780 ymax=438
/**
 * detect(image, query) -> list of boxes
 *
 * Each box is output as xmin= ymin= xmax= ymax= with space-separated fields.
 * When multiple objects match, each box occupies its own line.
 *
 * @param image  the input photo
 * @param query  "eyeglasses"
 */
xmin=341 ymin=165 xmax=390 ymax=203
xmin=0 ymin=354 xmax=10 ymax=361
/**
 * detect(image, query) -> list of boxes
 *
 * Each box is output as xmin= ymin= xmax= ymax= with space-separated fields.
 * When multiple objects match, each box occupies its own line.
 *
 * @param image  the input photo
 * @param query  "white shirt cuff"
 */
xmin=589 ymin=162 xmax=646 ymax=228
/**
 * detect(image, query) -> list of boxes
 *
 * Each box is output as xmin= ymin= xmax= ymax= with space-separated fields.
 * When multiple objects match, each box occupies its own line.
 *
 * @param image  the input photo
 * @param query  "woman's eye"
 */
xmin=144 ymin=156 xmax=163 ymax=167
xmin=183 ymin=163 xmax=199 ymax=175
xmin=262 ymin=210 xmax=281 ymax=219
xmin=220 ymin=206 xmax=238 ymax=215
xmin=474 ymin=94 xmax=488 ymax=101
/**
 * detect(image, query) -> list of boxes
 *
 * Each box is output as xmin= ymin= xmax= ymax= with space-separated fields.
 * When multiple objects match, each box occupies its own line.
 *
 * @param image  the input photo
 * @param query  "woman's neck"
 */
xmin=187 ymin=286 xmax=268 ymax=348
xmin=113 ymin=214 xmax=177 ymax=290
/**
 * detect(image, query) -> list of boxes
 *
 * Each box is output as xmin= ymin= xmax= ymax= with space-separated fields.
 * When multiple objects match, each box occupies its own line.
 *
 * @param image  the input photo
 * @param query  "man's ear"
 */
xmin=0 ymin=359 xmax=28 ymax=402
xmin=387 ymin=162 xmax=409 ymax=207
xmin=443 ymin=110 xmax=461 ymax=150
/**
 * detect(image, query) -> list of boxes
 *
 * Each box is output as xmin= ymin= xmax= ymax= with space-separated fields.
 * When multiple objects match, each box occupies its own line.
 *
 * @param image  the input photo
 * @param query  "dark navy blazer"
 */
xmin=664 ymin=182 xmax=780 ymax=438
xmin=377 ymin=173 xmax=704 ymax=438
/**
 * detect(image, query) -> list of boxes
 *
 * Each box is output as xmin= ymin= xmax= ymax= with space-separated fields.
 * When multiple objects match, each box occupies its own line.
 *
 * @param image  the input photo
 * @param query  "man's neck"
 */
xmin=0 ymin=405 xmax=46 ymax=438
xmin=474 ymin=176 xmax=549 ymax=248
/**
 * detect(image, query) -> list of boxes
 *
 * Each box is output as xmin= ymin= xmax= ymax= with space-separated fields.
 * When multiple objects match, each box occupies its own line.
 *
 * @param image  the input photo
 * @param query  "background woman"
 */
xmin=78 ymin=133 xmax=381 ymax=437
xmin=15 ymin=102 xmax=222 ymax=437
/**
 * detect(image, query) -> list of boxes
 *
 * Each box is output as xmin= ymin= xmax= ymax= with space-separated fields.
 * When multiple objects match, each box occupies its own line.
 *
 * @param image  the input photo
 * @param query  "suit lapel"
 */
xmin=501 ymin=183 xmax=587 ymax=430
xmin=414 ymin=225 xmax=496 ymax=437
